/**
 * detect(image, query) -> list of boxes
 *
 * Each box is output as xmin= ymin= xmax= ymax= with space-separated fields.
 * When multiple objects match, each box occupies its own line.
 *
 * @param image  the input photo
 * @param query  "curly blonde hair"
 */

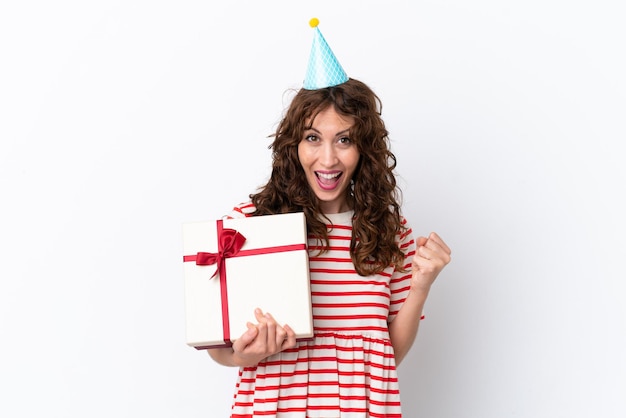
xmin=250 ymin=78 xmax=406 ymax=276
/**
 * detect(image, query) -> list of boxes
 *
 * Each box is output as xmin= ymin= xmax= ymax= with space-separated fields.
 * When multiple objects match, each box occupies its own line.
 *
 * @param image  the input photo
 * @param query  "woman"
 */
xmin=208 ymin=78 xmax=451 ymax=417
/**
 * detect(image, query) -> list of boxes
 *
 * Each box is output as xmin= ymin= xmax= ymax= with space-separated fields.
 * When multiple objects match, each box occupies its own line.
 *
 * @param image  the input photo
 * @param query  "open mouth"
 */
xmin=315 ymin=171 xmax=343 ymax=190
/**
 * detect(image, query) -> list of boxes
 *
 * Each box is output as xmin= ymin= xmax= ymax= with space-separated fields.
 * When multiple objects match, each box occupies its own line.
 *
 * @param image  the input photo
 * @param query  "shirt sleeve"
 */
xmin=387 ymin=217 xmax=417 ymax=322
xmin=223 ymin=201 xmax=256 ymax=219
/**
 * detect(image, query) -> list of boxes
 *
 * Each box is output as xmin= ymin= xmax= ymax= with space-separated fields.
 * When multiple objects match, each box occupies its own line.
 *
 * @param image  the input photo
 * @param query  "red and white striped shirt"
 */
xmin=227 ymin=202 xmax=416 ymax=417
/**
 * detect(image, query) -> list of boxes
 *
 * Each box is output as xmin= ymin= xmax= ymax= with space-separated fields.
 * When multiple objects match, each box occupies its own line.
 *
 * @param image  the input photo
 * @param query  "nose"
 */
xmin=319 ymin=142 xmax=338 ymax=167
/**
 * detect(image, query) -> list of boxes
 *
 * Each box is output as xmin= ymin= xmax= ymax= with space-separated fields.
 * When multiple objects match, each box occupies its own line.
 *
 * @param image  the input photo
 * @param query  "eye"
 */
xmin=304 ymin=134 xmax=319 ymax=142
xmin=338 ymin=136 xmax=352 ymax=144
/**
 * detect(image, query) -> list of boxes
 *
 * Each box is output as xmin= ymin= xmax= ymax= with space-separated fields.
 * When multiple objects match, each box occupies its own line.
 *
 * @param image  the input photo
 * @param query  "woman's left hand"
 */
xmin=411 ymin=232 xmax=451 ymax=292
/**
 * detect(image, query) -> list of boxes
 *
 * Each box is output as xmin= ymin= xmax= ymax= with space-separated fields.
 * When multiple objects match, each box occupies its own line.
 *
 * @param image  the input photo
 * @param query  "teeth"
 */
xmin=317 ymin=172 xmax=340 ymax=180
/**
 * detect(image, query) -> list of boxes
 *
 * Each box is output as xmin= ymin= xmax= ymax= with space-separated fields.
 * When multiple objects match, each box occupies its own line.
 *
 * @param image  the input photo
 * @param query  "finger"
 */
xmin=252 ymin=308 xmax=270 ymax=346
xmin=416 ymin=236 xmax=428 ymax=247
xmin=415 ymin=244 xmax=434 ymax=260
xmin=427 ymin=232 xmax=451 ymax=255
xmin=263 ymin=311 xmax=293 ymax=349
xmin=415 ymin=244 xmax=445 ymax=265
xmin=282 ymin=324 xmax=297 ymax=349
xmin=275 ymin=325 xmax=288 ymax=346
xmin=263 ymin=312 xmax=278 ymax=350
xmin=232 ymin=323 xmax=258 ymax=352
xmin=255 ymin=317 xmax=268 ymax=346
xmin=421 ymin=236 xmax=451 ymax=264
xmin=254 ymin=308 xmax=267 ymax=323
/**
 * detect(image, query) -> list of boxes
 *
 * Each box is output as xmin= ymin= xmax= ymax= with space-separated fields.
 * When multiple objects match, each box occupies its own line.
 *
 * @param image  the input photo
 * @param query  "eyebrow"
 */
xmin=306 ymin=127 xmax=351 ymax=136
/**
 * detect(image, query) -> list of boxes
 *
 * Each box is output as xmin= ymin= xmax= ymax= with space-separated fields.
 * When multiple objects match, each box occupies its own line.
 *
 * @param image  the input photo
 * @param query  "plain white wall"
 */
xmin=1 ymin=1 xmax=624 ymax=417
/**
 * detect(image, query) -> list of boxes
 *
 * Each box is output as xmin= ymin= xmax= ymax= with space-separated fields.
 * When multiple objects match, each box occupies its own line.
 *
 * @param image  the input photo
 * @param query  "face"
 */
xmin=298 ymin=106 xmax=360 ymax=214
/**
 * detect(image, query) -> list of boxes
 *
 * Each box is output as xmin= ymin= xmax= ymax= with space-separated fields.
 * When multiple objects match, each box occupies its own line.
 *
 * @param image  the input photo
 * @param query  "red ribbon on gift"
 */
xmin=183 ymin=219 xmax=306 ymax=345
xmin=194 ymin=227 xmax=247 ymax=279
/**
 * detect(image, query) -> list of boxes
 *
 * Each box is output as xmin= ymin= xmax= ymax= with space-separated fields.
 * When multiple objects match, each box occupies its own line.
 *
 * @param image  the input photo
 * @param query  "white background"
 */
xmin=1 ymin=1 xmax=624 ymax=417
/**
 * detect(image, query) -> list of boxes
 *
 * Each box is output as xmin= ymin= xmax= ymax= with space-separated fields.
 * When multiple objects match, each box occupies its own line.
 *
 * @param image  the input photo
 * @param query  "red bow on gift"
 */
xmin=194 ymin=228 xmax=246 ymax=279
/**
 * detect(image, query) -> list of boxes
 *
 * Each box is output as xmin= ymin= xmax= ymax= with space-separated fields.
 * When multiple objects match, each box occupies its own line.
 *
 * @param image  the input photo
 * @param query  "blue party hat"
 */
xmin=303 ymin=18 xmax=348 ymax=90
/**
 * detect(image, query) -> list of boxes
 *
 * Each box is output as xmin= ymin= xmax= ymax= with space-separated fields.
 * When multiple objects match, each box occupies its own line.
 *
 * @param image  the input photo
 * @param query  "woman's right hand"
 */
xmin=230 ymin=308 xmax=297 ymax=367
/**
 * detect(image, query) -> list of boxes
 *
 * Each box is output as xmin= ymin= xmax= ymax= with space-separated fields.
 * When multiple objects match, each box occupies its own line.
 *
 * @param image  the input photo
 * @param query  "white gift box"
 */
xmin=182 ymin=212 xmax=313 ymax=350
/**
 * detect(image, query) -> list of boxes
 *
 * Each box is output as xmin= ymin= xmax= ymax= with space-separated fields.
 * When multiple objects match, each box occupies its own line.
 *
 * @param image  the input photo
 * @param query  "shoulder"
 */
xmin=224 ymin=201 xmax=257 ymax=219
xmin=400 ymin=214 xmax=412 ymax=230
xmin=398 ymin=214 xmax=415 ymax=244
